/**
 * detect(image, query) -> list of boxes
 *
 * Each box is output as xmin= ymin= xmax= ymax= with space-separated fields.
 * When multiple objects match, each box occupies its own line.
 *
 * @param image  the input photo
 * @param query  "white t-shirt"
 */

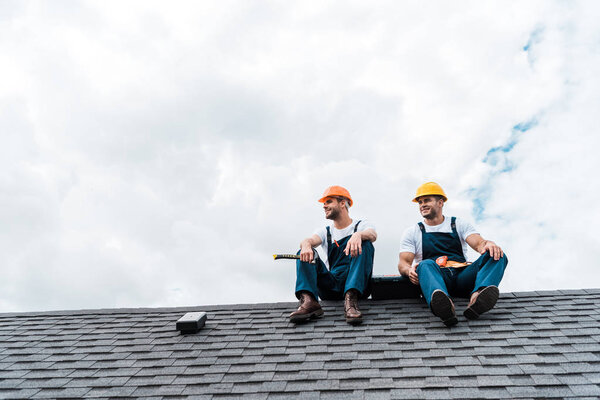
xmin=315 ymin=218 xmax=376 ymax=257
xmin=399 ymin=216 xmax=478 ymax=264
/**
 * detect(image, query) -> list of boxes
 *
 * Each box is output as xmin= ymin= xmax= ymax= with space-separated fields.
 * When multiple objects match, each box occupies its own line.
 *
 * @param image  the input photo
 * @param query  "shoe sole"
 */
xmin=345 ymin=316 xmax=363 ymax=325
xmin=289 ymin=308 xmax=324 ymax=323
xmin=430 ymin=290 xmax=458 ymax=327
xmin=464 ymin=286 xmax=499 ymax=320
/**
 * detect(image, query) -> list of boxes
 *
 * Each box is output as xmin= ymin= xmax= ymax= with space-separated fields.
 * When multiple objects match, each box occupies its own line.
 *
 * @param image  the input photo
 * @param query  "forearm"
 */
xmin=398 ymin=260 xmax=412 ymax=276
xmin=398 ymin=252 xmax=415 ymax=276
xmin=299 ymin=235 xmax=322 ymax=262
xmin=358 ymin=229 xmax=377 ymax=242
xmin=300 ymin=238 xmax=318 ymax=249
xmin=467 ymin=234 xmax=488 ymax=254
xmin=475 ymin=239 xmax=490 ymax=254
xmin=300 ymin=234 xmax=322 ymax=249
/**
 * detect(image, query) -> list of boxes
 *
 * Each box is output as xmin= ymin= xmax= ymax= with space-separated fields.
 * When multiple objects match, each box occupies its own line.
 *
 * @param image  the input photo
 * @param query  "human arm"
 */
xmin=344 ymin=228 xmax=377 ymax=257
xmin=398 ymin=252 xmax=419 ymax=285
xmin=300 ymin=234 xmax=323 ymax=262
xmin=466 ymin=233 xmax=504 ymax=260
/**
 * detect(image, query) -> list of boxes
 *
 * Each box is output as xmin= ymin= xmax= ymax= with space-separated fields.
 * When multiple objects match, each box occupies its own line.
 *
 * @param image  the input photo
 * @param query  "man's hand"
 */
xmin=299 ymin=235 xmax=322 ymax=263
xmin=408 ymin=264 xmax=419 ymax=285
xmin=344 ymin=232 xmax=363 ymax=257
xmin=481 ymin=240 xmax=503 ymax=261
xmin=299 ymin=242 xmax=314 ymax=263
xmin=466 ymin=234 xmax=504 ymax=261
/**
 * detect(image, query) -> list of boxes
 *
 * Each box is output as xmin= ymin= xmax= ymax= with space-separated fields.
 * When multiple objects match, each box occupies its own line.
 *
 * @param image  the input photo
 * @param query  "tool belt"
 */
xmin=436 ymin=255 xmax=471 ymax=268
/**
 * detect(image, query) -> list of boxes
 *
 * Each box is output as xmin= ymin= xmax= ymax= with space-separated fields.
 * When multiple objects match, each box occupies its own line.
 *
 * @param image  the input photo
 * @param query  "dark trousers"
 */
xmin=295 ymin=241 xmax=374 ymax=300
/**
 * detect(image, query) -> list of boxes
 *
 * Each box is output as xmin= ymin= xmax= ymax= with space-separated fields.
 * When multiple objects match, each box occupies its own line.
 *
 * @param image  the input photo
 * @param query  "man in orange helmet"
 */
xmin=290 ymin=185 xmax=377 ymax=325
xmin=398 ymin=182 xmax=508 ymax=327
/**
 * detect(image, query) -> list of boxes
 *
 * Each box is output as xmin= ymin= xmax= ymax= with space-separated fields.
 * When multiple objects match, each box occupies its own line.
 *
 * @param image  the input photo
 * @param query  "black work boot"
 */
xmin=430 ymin=289 xmax=458 ymax=327
xmin=464 ymin=286 xmax=499 ymax=320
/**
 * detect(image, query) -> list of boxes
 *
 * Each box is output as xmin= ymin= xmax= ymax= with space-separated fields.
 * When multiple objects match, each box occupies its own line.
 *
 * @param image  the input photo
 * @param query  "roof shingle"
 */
xmin=0 ymin=289 xmax=599 ymax=399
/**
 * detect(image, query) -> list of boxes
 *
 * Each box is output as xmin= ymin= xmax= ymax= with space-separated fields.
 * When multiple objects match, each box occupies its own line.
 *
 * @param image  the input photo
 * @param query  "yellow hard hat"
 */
xmin=318 ymin=185 xmax=353 ymax=207
xmin=413 ymin=182 xmax=447 ymax=202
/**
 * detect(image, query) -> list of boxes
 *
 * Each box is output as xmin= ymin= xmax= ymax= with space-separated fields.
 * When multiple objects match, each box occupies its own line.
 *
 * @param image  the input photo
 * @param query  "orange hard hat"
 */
xmin=318 ymin=186 xmax=353 ymax=207
xmin=413 ymin=182 xmax=448 ymax=202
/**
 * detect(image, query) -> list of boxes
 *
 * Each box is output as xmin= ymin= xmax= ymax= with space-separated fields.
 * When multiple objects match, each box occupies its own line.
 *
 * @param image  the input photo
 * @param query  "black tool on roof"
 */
xmin=370 ymin=275 xmax=422 ymax=300
xmin=176 ymin=312 xmax=207 ymax=334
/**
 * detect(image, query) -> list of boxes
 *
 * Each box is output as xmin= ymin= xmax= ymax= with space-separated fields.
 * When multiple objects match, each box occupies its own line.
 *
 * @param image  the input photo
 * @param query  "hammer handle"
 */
xmin=273 ymin=254 xmax=300 ymax=260
xmin=273 ymin=250 xmax=319 ymax=263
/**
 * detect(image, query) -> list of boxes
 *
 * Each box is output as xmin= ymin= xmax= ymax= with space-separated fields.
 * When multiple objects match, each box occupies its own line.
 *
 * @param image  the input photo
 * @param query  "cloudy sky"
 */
xmin=1 ymin=1 xmax=599 ymax=312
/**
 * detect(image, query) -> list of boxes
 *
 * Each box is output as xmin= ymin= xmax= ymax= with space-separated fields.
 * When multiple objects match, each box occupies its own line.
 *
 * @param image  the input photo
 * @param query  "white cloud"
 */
xmin=1 ymin=0 xmax=599 ymax=312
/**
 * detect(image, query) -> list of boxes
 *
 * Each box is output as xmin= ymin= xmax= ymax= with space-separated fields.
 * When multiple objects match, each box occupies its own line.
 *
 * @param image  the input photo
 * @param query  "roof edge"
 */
xmin=1 ymin=288 xmax=598 ymax=318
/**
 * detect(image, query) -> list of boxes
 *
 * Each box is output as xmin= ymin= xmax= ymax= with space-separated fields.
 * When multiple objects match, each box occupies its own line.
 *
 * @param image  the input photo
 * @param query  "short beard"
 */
xmin=326 ymin=208 xmax=340 ymax=220
xmin=423 ymin=208 xmax=438 ymax=220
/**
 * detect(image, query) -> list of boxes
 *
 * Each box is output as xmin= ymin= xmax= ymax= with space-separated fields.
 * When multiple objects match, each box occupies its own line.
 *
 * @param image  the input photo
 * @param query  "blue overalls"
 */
xmin=295 ymin=221 xmax=374 ymax=301
xmin=416 ymin=217 xmax=508 ymax=306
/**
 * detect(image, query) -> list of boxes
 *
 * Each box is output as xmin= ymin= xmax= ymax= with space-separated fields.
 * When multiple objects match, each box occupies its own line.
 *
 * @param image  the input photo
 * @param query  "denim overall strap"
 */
xmin=326 ymin=220 xmax=362 ymax=270
xmin=419 ymin=216 xmax=466 ymax=263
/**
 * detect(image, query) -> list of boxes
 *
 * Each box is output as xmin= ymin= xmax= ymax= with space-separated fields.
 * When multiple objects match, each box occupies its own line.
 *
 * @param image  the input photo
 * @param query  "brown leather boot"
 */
xmin=289 ymin=292 xmax=323 ymax=323
xmin=344 ymin=290 xmax=362 ymax=325
xmin=464 ymin=286 xmax=499 ymax=320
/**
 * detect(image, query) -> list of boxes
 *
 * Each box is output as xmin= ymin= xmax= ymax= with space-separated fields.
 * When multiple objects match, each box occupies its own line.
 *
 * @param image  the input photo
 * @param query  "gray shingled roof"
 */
xmin=1 ymin=289 xmax=600 ymax=399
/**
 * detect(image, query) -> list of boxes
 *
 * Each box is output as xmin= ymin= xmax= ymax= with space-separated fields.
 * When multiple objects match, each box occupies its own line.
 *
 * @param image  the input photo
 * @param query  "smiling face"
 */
xmin=322 ymin=197 xmax=344 ymax=220
xmin=416 ymin=195 xmax=444 ymax=220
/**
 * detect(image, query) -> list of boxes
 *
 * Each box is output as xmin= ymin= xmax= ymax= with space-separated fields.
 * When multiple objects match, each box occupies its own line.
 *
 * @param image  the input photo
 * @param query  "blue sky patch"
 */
xmin=513 ymin=119 xmax=537 ymax=132
xmin=483 ymin=119 xmax=537 ymax=166
xmin=523 ymin=27 xmax=544 ymax=52
xmin=470 ymin=118 xmax=538 ymax=220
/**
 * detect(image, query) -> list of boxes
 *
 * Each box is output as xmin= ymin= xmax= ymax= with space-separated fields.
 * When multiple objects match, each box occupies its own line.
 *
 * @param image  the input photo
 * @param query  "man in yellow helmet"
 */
xmin=290 ymin=186 xmax=377 ymax=325
xmin=398 ymin=182 xmax=508 ymax=327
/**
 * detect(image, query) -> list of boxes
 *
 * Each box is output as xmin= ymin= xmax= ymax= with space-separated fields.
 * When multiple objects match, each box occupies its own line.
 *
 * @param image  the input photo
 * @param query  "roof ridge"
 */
xmin=0 ymin=288 xmax=598 ymax=317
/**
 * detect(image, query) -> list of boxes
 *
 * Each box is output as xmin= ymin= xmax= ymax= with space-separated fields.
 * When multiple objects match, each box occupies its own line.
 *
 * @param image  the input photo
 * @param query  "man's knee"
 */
xmin=481 ymin=252 xmax=508 ymax=267
xmin=416 ymin=259 xmax=438 ymax=274
xmin=346 ymin=241 xmax=374 ymax=267
xmin=358 ymin=241 xmax=375 ymax=260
